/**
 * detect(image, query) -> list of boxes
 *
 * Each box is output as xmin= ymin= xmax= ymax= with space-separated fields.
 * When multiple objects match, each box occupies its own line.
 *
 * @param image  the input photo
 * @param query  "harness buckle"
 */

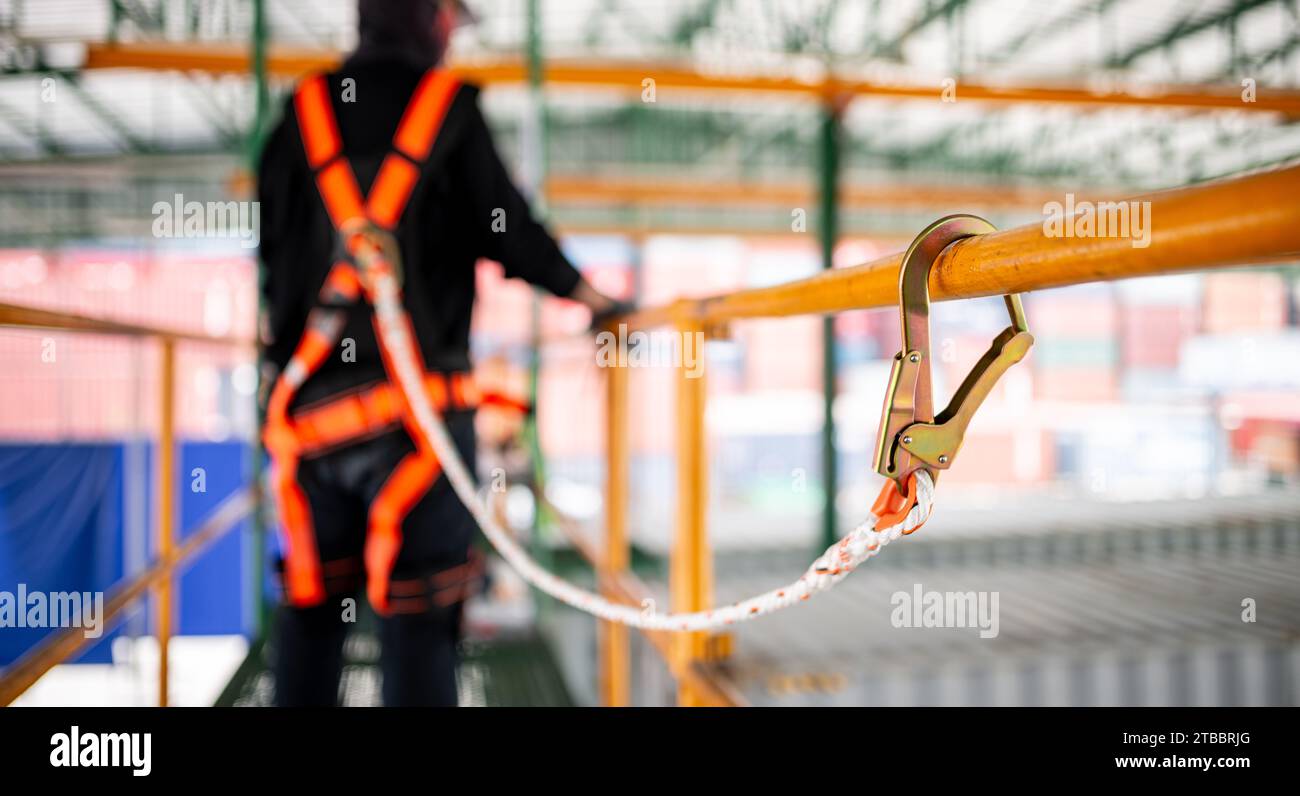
xmin=873 ymin=214 xmax=1034 ymax=488
xmin=339 ymin=218 xmax=404 ymax=293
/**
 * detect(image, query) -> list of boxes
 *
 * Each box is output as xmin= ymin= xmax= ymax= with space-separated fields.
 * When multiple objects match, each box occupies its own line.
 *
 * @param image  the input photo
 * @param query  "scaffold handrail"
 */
xmin=0 ymin=307 xmax=254 ymax=707
xmin=81 ymin=44 xmax=1300 ymax=116
xmin=0 ymin=488 xmax=256 ymax=706
xmin=0 ymin=302 xmax=254 ymax=346
xmin=616 ymin=163 xmax=1300 ymax=330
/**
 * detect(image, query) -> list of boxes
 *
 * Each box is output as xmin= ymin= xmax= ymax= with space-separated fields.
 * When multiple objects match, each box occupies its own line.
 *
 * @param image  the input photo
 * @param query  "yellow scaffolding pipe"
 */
xmin=618 ymin=164 xmax=1300 ymax=330
xmin=544 ymin=175 xmax=1106 ymax=211
xmin=81 ymin=43 xmax=1300 ymax=116
xmin=599 ymin=362 xmax=631 ymax=707
xmin=156 ymin=338 xmax=176 ymax=707
xmin=671 ymin=318 xmax=713 ymax=707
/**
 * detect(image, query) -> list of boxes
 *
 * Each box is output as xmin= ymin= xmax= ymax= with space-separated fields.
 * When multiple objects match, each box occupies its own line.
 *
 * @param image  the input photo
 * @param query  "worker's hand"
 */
xmin=571 ymin=278 xmax=634 ymax=332
xmin=589 ymin=299 xmax=636 ymax=333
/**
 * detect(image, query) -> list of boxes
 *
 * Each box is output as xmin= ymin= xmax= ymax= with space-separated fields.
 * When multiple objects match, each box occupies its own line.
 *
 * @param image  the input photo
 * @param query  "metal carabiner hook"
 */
xmin=873 ymin=214 xmax=1034 ymax=487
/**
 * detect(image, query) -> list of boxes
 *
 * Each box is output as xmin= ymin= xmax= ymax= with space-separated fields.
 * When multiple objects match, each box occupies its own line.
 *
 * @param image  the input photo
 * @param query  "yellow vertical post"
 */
xmin=672 ymin=318 xmax=711 ymax=706
xmin=599 ymin=361 xmax=631 ymax=707
xmin=155 ymin=337 xmax=176 ymax=707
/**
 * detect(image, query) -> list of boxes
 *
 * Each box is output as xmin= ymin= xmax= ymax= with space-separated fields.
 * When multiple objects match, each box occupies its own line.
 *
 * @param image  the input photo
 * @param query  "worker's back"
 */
xmin=258 ymin=52 xmax=582 ymax=411
xmin=256 ymin=0 xmax=618 ymax=709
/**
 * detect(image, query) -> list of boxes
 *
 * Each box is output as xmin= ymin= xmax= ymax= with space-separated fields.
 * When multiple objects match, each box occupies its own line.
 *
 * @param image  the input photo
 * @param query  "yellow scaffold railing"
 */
xmin=598 ymin=164 xmax=1300 ymax=706
xmin=0 ymin=306 xmax=255 ymax=707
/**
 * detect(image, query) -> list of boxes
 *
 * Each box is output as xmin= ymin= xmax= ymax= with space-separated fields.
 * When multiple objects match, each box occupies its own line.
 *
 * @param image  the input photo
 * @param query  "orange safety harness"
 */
xmin=263 ymin=69 xmax=521 ymax=614
xmin=262 ymin=70 xmax=943 ymax=636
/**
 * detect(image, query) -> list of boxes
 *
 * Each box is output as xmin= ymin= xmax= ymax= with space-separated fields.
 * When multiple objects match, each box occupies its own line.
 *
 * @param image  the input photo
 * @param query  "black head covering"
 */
xmin=355 ymin=0 xmax=444 ymax=68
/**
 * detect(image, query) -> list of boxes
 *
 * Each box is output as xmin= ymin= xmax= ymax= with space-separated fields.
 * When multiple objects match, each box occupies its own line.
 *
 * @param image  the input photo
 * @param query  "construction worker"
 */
xmin=257 ymin=0 xmax=621 ymax=706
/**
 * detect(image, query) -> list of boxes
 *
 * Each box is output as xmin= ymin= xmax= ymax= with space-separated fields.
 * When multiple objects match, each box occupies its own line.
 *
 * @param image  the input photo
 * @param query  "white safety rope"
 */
xmin=368 ymin=266 xmax=935 ymax=631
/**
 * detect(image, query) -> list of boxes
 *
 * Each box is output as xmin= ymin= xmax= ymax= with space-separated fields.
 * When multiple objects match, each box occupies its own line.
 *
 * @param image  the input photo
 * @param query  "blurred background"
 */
xmin=0 ymin=0 xmax=1298 ymax=706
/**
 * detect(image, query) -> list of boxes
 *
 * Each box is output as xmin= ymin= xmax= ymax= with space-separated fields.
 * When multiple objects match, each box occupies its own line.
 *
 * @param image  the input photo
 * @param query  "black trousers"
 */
xmin=271 ymin=413 xmax=477 ymax=707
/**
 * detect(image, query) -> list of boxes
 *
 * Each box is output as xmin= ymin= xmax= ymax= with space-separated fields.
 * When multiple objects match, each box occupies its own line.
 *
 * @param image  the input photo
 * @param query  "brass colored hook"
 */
xmin=873 ymin=215 xmax=1034 ymax=486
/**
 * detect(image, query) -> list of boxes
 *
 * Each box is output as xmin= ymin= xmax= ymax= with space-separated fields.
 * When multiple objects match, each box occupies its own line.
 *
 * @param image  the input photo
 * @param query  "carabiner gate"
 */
xmin=873 ymin=214 xmax=1034 ymax=490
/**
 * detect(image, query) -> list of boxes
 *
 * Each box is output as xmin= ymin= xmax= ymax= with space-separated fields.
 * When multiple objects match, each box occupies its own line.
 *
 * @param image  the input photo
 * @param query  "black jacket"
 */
xmin=258 ymin=53 xmax=581 ymax=409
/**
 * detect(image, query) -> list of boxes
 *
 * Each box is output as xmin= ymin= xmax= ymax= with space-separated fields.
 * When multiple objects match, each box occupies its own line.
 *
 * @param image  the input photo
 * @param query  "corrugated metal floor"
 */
xmin=688 ymin=488 xmax=1300 ymax=706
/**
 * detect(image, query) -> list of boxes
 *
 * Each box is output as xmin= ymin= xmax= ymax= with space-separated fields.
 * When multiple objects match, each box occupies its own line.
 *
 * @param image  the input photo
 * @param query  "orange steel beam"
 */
xmin=545 ymin=175 xmax=1098 ymax=211
xmin=553 ymin=219 xmax=914 ymax=243
xmin=672 ymin=318 xmax=713 ymax=707
xmin=155 ymin=338 xmax=176 ymax=707
xmin=82 ymin=43 xmax=1300 ymax=115
xmin=0 ymin=302 xmax=252 ymax=346
xmin=83 ymin=41 xmax=336 ymax=76
xmin=599 ymin=362 xmax=631 ymax=707
xmin=225 ymin=162 xmax=1075 ymax=213
xmin=0 ymin=488 xmax=256 ymax=706
xmin=619 ymin=163 xmax=1300 ymax=331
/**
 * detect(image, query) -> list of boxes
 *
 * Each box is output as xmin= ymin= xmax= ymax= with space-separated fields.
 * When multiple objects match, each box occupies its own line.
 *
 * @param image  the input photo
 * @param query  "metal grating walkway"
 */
xmin=218 ymin=630 xmax=574 ymax=707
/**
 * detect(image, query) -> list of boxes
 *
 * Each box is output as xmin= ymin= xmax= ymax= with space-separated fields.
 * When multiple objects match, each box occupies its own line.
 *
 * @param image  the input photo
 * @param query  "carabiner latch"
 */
xmin=873 ymin=214 xmax=1034 ymax=488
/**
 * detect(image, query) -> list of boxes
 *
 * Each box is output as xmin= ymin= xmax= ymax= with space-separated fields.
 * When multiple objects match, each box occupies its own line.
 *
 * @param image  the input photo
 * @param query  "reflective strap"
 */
xmin=367 ymin=70 xmax=460 ymax=228
xmin=393 ymin=69 xmax=461 ymax=162
xmin=479 ymin=391 xmax=530 ymax=415
xmin=321 ymin=262 xmax=363 ymax=304
xmin=365 ymin=448 xmax=442 ymax=614
xmin=365 ymin=154 xmax=421 ymax=230
xmin=315 ymin=159 xmax=366 ymax=230
xmin=294 ymin=73 xmax=365 ymax=227
xmin=385 ymin=550 xmax=485 ymax=613
xmin=270 ymin=461 xmax=325 ymax=606
xmin=290 ymin=373 xmax=479 ymax=456
xmin=261 ymin=315 xmax=350 ymax=606
xmin=294 ymin=74 xmax=341 ymax=169
xmin=295 ymin=68 xmax=460 ymax=233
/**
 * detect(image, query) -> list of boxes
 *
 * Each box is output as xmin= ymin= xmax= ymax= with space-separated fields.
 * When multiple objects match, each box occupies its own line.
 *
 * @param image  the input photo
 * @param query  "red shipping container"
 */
xmin=1202 ymin=273 xmax=1287 ymax=332
xmin=1035 ymin=367 xmax=1118 ymax=401
xmin=1120 ymin=304 xmax=1193 ymax=368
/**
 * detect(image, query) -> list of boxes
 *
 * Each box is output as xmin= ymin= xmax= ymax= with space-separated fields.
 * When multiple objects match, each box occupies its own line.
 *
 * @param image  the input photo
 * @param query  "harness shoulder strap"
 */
xmin=368 ymin=69 xmax=462 ymax=228
xmin=293 ymin=74 xmax=342 ymax=169
xmin=294 ymin=69 xmax=462 ymax=232
xmin=394 ymin=69 xmax=461 ymax=162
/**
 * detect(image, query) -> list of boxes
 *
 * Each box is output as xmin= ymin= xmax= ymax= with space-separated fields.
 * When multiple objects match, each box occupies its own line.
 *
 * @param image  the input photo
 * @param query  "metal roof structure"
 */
xmin=1 ymin=1 xmax=1299 ymax=244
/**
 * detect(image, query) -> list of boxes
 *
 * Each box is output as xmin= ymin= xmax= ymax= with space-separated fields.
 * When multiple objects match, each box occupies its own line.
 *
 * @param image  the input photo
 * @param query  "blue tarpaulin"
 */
xmin=0 ymin=441 xmax=253 ymax=666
